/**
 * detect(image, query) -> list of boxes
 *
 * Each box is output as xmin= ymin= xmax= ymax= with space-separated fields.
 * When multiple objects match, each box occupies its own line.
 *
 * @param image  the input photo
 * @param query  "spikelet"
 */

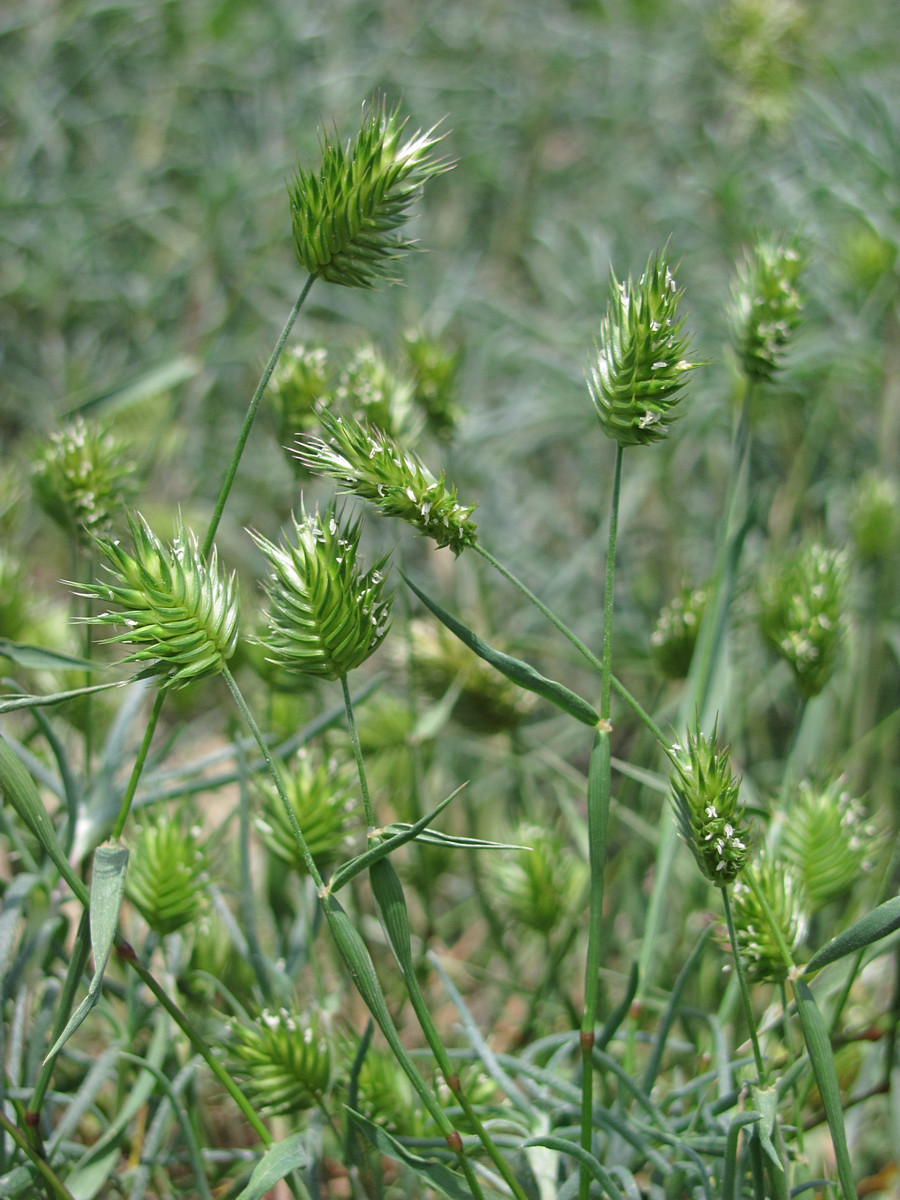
xmin=293 ymin=411 xmax=477 ymax=555
xmin=669 ymin=725 xmax=750 ymax=886
xmin=72 ymin=513 xmax=239 ymax=689
xmin=587 ymin=250 xmax=701 ymax=447
xmin=288 ymin=100 xmax=452 ymax=289
xmin=728 ymin=236 xmax=804 ymax=384
xmin=250 ymin=502 xmax=391 ymax=681
xmin=229 ymin=1008 xmax=332 ymax=1115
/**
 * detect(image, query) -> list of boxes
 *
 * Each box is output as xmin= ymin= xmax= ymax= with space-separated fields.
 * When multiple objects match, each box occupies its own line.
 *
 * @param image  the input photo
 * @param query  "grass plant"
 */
xmin=2 ymin=4 xmax=900 ymax=1198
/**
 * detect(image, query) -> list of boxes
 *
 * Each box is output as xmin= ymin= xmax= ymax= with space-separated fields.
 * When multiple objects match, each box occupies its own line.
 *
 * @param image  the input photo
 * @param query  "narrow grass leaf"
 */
xmin=0 ymin=682 xmax=121 ymax=713
xmin=234 ymin=1134 xmax=307 ymax=1200
xmin=322 ymin=894 xmax=447 ymax=1129
xmin=45 ymin=845 xmax=129 ymax=1061
xmin=403 ymin=574 xmax=600 ymax=727
xmin=792 ymin=979 xmax=856 ymax=1200
xmin=347 ymin=1109 xmax=504 ymax=1200
xmin=0 ymin=734 xmax=88 ymax=904
xmin=0 ymin=640 xmax=100 ymax=671
xmin=804 ymin=897 xmax=900 ymax=974
xmin=327 ymin=784 xmax=466 ymax=893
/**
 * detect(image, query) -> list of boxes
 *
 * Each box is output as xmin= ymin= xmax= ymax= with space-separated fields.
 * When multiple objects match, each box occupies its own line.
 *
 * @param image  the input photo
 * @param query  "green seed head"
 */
xmin=255 ymin=749 xmax=354 ymax=873
xmin=32 ymin=417 xmax=137 ymax=544
xmin=587 ymin=250 xmax=701 ymax=447
xmin=651 ymin=585 xmax=708 ymax=680
xmin=780 ymin=778 xmax=878 ymax=909
xmin=401 ymin=327 xmax=463 ymax=440
xmin=293 ymin=411 xmax=477 ymax=555
xmin=728 ymin=236 xmax=804 ymax=384
xmin=489 ymin=824 xmax=588 ymax=934
xmin=670 ymin=726 xmax=750 ymax=885
xmin=269 ymin=343 xmax=332 ymax=453
xmin=229 ymin=1008 xmax=332 ymax=1115
xmin=250 ymin=502 xmax=392 ymax=681
xmin=759 ymin=542 xmax=847 ymax=698
xmin=72 ymin=513 xmax=239 ymax=689
xmin=850 ymin=470 xmax=900 ymax=563
xmin=126 ymin=811 xmax=208 ymax=935
xmin=288 ymin=99 xmax=452 ymax=289
xmin=731 ymin=856 xmax=807 ymax=982
xmin=335 ymin=342 xmax=417 ymax=440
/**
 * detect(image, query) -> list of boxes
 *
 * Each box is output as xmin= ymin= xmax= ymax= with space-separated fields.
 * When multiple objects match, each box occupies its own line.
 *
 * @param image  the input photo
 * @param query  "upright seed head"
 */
xmin=32 ymin=417 xmax=137 ymax=544
xmin=780 ymin=778 xmax=878 ymax=909
xmin=669 ymin=724 xmax=750 ymax=885
xmin=71 ymin=513 xmax=239 ymax=689
xmin=587 ymin=250 xmax=702 ymax=447
xmin=651 ymin=584 xmax=708 ymax=680
xmin=250 ymin=502 xmax=392 ymax=681
xmin=728 ymin=235 xmax=804 ymax=384
xmin=126 ymin=810 xmax=208 ymax=935
xmin=228 ymin=1008 xmax=332 ymax=1115
xmin=293 ymin=410 xmax=477 ymax=555
xmin=255 ymin=749 xmax=354 ymax=873
xmin=288 ymin=99 xmax=452 ymax=289
xmin=730 ymin=855 xmax=807 ymax=982
xmin=759 ymin=542 xmax=848 ymax=698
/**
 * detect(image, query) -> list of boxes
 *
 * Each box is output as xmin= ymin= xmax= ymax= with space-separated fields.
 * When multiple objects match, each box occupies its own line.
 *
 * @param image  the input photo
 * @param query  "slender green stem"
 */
xmin=579 ymin=443 xmax=623 ymax=1200
xmin=223 ymin=666 xmax=325 ymax=888
xmin=721 ymin=887 xmax=766 ymax=1082
xmin=341 ymin=674 xmax=375 ymax=828
xmin=111 ymin=687 xmax=166 ymax=840
xmin=202 ymin=276 xmax=315 ymax=558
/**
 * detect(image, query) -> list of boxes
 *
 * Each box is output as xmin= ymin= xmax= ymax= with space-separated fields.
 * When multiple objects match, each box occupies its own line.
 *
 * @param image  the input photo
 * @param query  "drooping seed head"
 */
xmin=728 ymin=236 xmax=804 ymax=384
xmin=669 ymin=724 xmax=750 ymax=885
xmin=288 ymin=99 xmax=452 ymax=289
xmin=250 ymin=502 xmax=392 ymax=681
xmin=72 ymin=513 xmax=239 ymax=689
xmin=587 ymin=250 xmax=702 ymax=447
xmin=293 ymin=410 xmax=477 ymax=555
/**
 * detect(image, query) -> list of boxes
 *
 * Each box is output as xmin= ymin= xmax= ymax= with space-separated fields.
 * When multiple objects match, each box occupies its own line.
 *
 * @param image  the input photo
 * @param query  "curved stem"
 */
xmin=202 ymin=275 xmax=315 ymax=558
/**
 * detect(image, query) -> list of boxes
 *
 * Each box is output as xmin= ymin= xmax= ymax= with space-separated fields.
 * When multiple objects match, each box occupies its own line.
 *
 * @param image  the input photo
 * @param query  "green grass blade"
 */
xmin=402 ymin=573 xmax=601 ymax=727
xmin=0 ymin=734 xmax=88 ymax=905
xmin=804 ymin=897 xmax=900 ymax=974
xmin=327 ymin=784 xmax=467 ymax=893
xmin=0 ymin=641 xmax=102 ymax=671
xmin=233 ymin=1132 xmax=308 ymax=1200
xmin=523 ymin=1134 xmax=625 ymax=1198
xmin=44 ymin=845 xmax=129 ymax=1061
xmin=792 ymin=979 xmax=856 ymax=1200
xmin=347 ymin=1109 xmax=504 ymax=1200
